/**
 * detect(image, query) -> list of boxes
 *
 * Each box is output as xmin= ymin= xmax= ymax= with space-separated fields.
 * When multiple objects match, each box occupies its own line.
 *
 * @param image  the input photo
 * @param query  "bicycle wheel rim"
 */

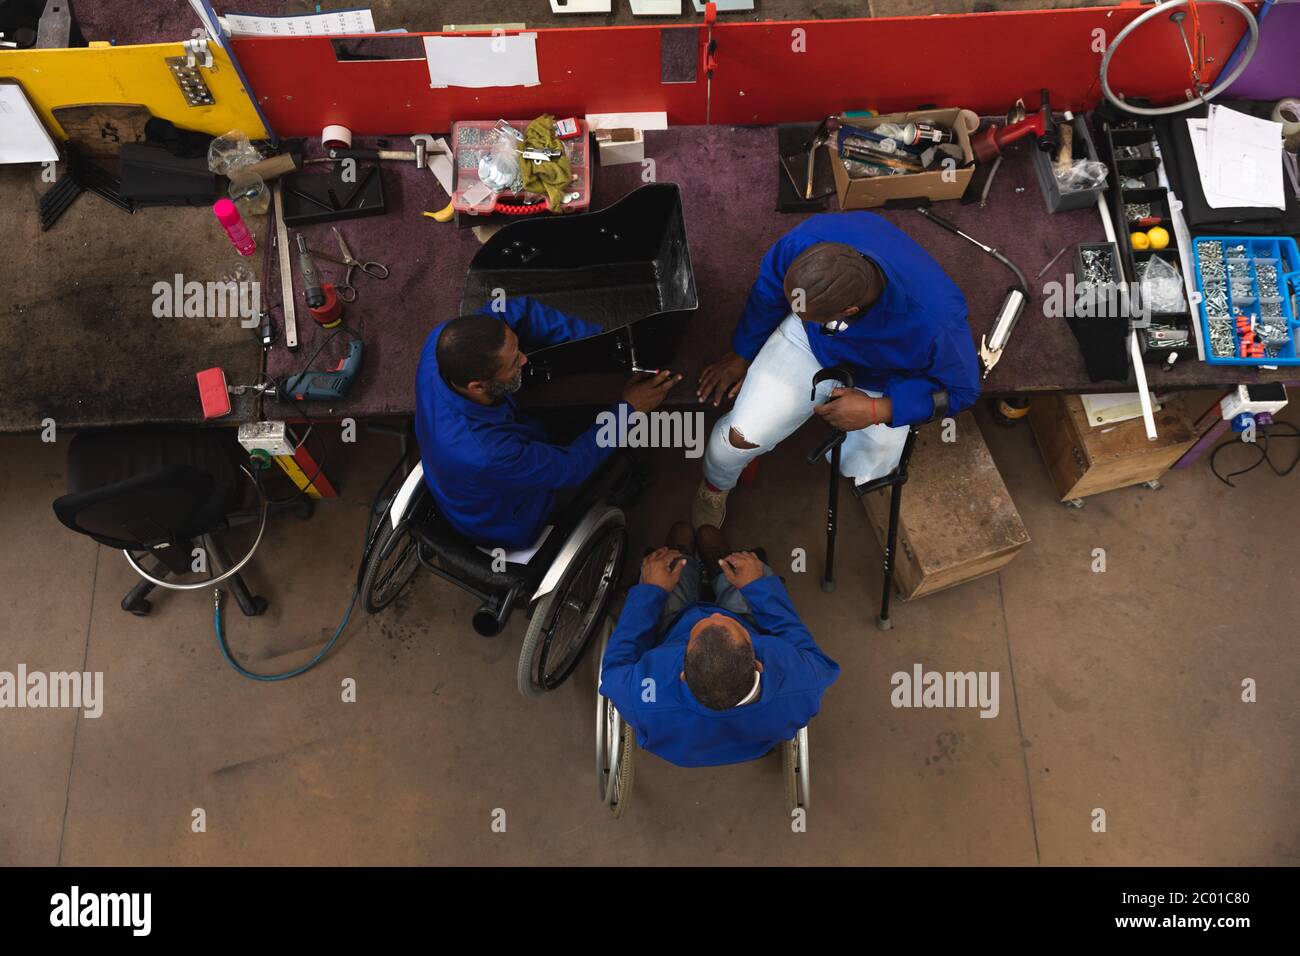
xmin=1100 ymin=0 xmax=1258 ymax=117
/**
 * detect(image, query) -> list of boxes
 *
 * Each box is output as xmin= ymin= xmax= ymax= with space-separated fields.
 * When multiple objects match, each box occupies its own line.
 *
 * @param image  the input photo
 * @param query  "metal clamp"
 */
xmin=183 ymin=36 xmax=213 ymax=69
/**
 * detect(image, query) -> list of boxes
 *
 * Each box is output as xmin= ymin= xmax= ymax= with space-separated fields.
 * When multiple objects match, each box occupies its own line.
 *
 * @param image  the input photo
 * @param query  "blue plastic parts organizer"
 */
xmin=1192 ymin=235 xmax=1300 ymax=366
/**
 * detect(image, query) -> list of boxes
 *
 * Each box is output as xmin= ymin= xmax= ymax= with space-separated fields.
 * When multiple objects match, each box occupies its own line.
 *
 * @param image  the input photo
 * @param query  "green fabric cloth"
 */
xmin=518 ymin=114 xmax=573 ymax=212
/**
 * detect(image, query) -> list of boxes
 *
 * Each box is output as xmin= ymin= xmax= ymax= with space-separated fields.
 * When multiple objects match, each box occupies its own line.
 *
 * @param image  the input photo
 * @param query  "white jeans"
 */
xmin=703 ymin=314 xmax=910 ymax=491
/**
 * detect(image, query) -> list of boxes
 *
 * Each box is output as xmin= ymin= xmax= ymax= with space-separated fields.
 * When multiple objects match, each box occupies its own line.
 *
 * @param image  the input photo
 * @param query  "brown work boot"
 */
xmin=666 ymin=520 xmax=695 ymax=554
xmin=696 ymin=524 xmax=729 ymax=572
xmin=691 ymin=480 xmax=728 ymax=529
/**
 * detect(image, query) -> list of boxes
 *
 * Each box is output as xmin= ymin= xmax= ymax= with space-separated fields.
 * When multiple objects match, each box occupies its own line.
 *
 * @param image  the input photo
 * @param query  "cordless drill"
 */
xmin=281 ymin=338 xmax=363 ymax=401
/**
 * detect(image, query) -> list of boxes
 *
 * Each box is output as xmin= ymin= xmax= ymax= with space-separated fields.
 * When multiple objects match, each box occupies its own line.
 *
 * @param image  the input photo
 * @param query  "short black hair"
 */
xmin=784 ymin=243 xmax=885 ymax=321
xmin=684 ymin=623 xmax=755 ymax=710
xmin=436 ymin=314 xmax=509 ymax=388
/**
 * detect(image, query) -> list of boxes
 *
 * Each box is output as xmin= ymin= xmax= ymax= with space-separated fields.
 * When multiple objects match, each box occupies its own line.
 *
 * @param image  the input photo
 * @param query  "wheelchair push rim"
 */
xmin=594 ymin=620 xmax=635 ymax=816
xmin=517 ymin=507 xmax=627 ymax=698
xmin=782 ymin=726 xmax=811 ymax=814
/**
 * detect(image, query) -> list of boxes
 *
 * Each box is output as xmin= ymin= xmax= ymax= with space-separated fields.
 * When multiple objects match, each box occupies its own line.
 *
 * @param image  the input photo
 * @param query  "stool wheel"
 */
xmin=125 ymin=599 xmax=152 ymax=617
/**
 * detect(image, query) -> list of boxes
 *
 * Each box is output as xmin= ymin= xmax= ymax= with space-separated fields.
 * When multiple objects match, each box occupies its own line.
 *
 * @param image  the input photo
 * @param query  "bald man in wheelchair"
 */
xmin=599 ymin=522 xmax=840 ymax=768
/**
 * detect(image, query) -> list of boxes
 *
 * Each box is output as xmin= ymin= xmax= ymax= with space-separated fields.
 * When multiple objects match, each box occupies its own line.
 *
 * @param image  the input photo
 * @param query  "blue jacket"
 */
xmin=732 ymin=212 xmax=981 ymax=427
xmin=414 ymin=297 xmax=620 ymax=550
xmin=600 ymin=577 xmax=840 ymax=768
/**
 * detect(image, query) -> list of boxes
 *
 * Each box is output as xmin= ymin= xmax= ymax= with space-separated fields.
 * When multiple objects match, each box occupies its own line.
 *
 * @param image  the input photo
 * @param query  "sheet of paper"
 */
xmin=1186 ymin=118 xmax=1280 ymax=209
xmin=1080 ymin=392 xmax=1159 ymax=427
xmin=423 ymin=33 xmax=539 ymax=88
xmin=477 ymin=526 xmax=552 ymax=565
xmin=584 ymin=111 xmax=669 ymax=131
xmin=223 ymin=9 xmax=376 ymax=36
xmin=0 ymin=82 xmax=59 ymax=165
xmin=1199 ymin=106 xmax=1285 ymax=209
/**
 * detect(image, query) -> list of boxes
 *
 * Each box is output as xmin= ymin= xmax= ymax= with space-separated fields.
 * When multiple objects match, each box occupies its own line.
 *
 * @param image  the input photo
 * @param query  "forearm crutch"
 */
xmin=806 ymin=365 xmax=855 ymax=593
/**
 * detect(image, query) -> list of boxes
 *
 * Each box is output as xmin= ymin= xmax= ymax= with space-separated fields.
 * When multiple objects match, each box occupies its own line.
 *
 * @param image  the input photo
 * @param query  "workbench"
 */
xmin=3 ymin=124 xmax=1294 ymax=434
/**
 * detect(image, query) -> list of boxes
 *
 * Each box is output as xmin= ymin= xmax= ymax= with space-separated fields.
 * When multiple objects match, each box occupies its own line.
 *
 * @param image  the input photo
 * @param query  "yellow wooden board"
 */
xmin=0 ymin=41 xmax=268 ymax=140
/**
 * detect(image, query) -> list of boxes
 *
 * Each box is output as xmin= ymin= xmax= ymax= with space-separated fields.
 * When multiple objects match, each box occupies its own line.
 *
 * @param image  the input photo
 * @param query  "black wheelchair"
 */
xmin=360 ymin=451 xmax=642 ymax=698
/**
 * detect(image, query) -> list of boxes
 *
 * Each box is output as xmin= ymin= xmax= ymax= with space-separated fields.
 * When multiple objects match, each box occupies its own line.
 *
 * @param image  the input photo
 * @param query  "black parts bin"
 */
xmin=461 ymin=183 xmax=698 ymax=388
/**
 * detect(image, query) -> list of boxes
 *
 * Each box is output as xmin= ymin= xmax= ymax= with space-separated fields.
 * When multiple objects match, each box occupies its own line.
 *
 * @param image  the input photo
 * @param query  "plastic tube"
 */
xmin=213 ymin=197 xmax=257 ymax=257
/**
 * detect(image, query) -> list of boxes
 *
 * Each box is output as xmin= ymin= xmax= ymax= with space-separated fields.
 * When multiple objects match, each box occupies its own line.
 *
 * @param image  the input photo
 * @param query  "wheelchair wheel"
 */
xmin=597 ymin=696 xmax=637 ymax=816
xmin=782 ymin=726 xmax=811 ymax=814
xmin=360 ymin=519 xmax=420 ymax=614
xmin=517 ymin=506 xmax=627 ymax=698
xmin=593 ymin=620 xmax=635 ymax=817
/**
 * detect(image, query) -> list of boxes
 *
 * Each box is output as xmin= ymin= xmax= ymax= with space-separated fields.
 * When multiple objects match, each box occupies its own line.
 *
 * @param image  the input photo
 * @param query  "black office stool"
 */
xmin=52 ymin=427 xmax=308 ymax=617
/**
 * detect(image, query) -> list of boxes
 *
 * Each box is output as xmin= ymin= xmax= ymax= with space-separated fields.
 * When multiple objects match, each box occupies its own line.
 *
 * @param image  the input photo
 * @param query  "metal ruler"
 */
xmin=272 ymin=182 xmax=298 ymax=349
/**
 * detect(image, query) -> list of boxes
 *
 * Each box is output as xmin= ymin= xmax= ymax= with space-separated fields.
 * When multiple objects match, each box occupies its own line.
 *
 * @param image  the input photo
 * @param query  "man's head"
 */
xmin=681 ymin=613 xmax=763 ymax=710
xmin=436 ymin=314 xmax=527 ymax=403
xmin=784 ymin=242 xmax=886 ymax=330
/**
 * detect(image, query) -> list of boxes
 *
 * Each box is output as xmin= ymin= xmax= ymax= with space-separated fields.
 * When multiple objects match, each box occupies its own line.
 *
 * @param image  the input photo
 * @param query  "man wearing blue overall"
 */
xmin=693 ymin=212 xmax=981 ymax=528
xmin=600 ymin=523 xmax=839 ymax=768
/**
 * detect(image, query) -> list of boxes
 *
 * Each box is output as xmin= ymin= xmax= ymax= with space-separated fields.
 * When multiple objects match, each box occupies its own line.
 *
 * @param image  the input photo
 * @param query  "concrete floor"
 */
xmin=2 ymin=400 xmax=1297 ymax=866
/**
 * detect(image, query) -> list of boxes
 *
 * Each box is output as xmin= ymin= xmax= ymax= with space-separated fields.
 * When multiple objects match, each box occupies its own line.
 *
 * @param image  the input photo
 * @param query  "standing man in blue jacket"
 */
xmin=600 ymin=523 xmax=839 ymax=768
xmin=692 ymin=212 xmax=981 ymax=528
xmin=415 ymin=297 xmax=677 ymax=552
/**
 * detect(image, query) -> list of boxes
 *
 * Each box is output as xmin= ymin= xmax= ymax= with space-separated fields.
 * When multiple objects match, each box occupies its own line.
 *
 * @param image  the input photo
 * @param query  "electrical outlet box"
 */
xmin=1220 ymin=383 xmax=1288 ymax=419
xmin=237 ymin=420 xmax=295 ymax=457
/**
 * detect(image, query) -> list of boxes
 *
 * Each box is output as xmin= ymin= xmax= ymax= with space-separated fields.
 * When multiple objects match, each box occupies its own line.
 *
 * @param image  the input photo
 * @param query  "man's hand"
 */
xmin=642 ymin=546 xmax=686 ymax=592
xmin=622 ymin=370 xmax=680 ymax=413
xmin=813 ymin=388 xmax=892 ymax=430
xmin=697 ymin=351 xmax=751 ymax=406
xmin=719 ymin=551 xmax=765 ymax=589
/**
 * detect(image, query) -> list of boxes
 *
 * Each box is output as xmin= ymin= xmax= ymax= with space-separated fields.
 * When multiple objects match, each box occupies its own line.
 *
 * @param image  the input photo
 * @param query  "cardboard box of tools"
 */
xmin=859 ymin=412 xmax=1028 ymax=600
xmin=827 ymin=107 xmax=975 ymax=209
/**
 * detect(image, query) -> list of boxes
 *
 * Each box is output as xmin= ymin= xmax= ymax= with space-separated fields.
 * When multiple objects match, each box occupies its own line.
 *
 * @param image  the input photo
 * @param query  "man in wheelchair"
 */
xmin=415 ymin=297 xmax=678 ymax=551
xmin=599 ymin=523 xmax=840 ymax=768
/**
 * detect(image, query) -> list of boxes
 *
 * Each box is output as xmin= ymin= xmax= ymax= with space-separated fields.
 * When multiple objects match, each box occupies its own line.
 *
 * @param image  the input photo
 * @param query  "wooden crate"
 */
xmin=860 ymin=412 xmax=1029 ymax=601
xmin=1028 ymin=393 xmax=1196 ymax=502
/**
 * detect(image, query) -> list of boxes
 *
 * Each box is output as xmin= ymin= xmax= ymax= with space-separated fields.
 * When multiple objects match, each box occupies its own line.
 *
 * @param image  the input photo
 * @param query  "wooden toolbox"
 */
xmin=1028 ymin=393 xmax=1196 ymax=503
xmin=859 ymin=412 xmax=1029 ymax=601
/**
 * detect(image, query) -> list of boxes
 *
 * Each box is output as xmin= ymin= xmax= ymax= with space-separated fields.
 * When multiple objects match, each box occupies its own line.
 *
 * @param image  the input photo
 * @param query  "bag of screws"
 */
xmin=1138 ymin=256 xmax=1184 ymax=312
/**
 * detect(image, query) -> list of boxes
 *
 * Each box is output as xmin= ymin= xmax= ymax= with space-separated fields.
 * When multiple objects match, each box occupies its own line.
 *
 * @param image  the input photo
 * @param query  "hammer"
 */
xmin=804 ymin=116 xmax=840 ymax=200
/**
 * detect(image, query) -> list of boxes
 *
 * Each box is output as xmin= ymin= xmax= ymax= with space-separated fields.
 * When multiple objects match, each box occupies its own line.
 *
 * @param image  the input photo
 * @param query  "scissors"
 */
xmin=311 ymin=227 xmax=389 ymax=302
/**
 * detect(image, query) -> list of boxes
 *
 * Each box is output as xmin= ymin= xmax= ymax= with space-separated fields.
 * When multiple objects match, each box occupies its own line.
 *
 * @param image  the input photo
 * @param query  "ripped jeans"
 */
xmin=702 ymin=314 xmax=910 ymax=492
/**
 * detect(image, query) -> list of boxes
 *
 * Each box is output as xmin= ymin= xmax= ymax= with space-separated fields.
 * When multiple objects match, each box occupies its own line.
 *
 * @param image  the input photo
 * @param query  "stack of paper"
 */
xmin=1187 ymin=105 xmax=1285 ymax=210
xmin=221 ymin=10 xmax=377 ymax=36
xmin=0 ymin=81 xmax=59 ymax=165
